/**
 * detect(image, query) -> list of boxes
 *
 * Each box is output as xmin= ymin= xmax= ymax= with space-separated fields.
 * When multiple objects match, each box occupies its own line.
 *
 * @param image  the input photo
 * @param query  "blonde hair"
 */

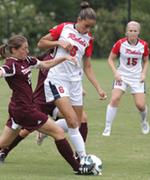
xmin=126 ymin=21 xmax=141 ymax=32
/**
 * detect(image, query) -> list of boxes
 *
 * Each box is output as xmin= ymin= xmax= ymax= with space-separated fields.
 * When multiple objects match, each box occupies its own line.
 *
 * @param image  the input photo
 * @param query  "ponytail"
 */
xmin=0 ymin=35 xmax=27 ymax=59
xmin=0 ymin=44 xmax=8 ymax=59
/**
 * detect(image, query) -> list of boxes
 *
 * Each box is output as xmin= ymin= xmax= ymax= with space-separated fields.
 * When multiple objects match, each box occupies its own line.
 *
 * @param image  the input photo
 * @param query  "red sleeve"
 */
xmin=111 ymin=40 xmax=121 ymax=55
xmin=49 ymin=23 xmax=66 ymax=40
xmin=143 ymin=42 xmax=149 ymax=57
xmin=85 ymin=38 xmax=93 ymax=57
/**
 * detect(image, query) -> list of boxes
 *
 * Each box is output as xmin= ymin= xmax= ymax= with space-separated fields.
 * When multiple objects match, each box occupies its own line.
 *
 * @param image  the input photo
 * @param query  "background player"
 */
xmin=102 ymin=21 xmax=149 ymax=136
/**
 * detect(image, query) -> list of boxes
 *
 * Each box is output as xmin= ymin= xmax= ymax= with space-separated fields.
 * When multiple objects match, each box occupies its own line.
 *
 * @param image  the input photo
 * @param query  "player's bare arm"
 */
xmin=0 ymin=69 xmax=3 ymax=77
xmin=108 ymin=52 xmax=122 ymax=82
xmin=38 ymin=55 xmax=76 ymax=69
xmin=37 ymin=33 xmax=59 ymax=49
xmin=58 ymin=40 xmax=73 ymax=52
xmin=83 ymin=57 xmax=107 ymax=100
xmin=140 ymin=56 xmax=149 ymax=82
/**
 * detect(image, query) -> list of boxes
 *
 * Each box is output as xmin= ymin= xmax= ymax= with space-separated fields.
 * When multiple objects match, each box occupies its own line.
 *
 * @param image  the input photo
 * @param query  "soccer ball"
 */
xmin=80 ymin=154 xmax=102 ymax=175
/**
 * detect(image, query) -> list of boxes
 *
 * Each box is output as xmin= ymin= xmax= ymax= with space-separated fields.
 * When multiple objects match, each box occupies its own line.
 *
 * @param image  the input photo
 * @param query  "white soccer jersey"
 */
xmin=46 ymin=22 xmax=93 ymax=81
xmin=112 ymin=37 xmax=149 ymax=82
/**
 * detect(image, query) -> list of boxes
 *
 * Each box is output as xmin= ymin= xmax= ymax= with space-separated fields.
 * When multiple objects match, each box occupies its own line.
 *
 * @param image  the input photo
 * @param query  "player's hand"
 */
xmin=82 ymin=89 xmax=87 ymax=96
xmin=98 ymin=89 xmax=107 ymax=100
xmin=114 ymin=71 xmax=122 ymax=83
xmin=65 ymin=55 xmax=77 ymax=65
xmin=140 ymin=73 xmax=145 ymax=83
xmin=58 ymin=40 xmax=73 ymax=52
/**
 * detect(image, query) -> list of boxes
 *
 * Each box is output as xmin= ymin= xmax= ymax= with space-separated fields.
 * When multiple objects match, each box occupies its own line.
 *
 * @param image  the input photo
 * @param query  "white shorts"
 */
xmin=44 ymin=78 xmax=83 ymax=106
xmin=113 ymin=79 xmax=145 ymax=94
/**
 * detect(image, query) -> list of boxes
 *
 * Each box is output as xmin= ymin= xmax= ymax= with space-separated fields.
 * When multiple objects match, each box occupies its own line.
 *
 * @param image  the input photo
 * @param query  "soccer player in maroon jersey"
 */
xmin=0 ymin=48 xmax=88 ymax=168
xmin=102 ymin=21 xmax=149 ymax=136
xmin=0 ymin=35 xmax=94 ymax=175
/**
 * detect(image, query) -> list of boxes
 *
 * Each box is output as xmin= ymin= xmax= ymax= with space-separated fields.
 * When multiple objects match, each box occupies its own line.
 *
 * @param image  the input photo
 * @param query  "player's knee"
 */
xmin=0 ymin=140 xmax=9 ymax=149
xmin=64 ymin=114 xmax=79 ymax=128
xmin=19 ymin=129 xmax=30 ymax=138
xmin=54 ymin=127 xmax=65 ymax=140
xmin=58 ymin=127 xmax=65 ymax=136
xmin=67 ymin=119 xmax=78 ymax=128
xmin=110 ymin=97 xmax=120 ymax=106
xmin=136 ymin=104 xmax=145 ymax=112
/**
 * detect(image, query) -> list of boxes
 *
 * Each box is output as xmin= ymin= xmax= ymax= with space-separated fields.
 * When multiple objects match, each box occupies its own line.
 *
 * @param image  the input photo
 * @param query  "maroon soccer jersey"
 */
xmin=33 ymin=54 xmax=56 ymax=115
xmin=1 ymin=56 xmax=48 ymax=131
xmin=33 ymin=57 xmax=49 ymax=105
xmin=1 ymin=56 xmax=39 ymax=108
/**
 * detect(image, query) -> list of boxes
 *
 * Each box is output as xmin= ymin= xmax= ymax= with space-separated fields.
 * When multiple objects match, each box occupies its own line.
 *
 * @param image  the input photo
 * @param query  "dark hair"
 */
xmin=0 ymin=35 xmax=27 ymax=58
xmin=78 ymin=1 xmax=96 ymax=20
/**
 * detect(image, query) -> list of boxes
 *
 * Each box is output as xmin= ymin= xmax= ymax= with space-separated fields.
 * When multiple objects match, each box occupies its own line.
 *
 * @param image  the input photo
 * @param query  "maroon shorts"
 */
xmin=6 ymin=105 xmax=48 ymax=131
xmin=35 ymin=102 xmax=56 ymax=116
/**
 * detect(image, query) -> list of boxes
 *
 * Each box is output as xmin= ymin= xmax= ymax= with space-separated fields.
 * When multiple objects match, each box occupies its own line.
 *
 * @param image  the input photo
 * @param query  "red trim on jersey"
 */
xmin=112 ymin=37 xmax=127 ymax=55
xmin=85 ymin=38 xmax=93 ymax=57
xmin=138 ymin=39 xmax=149 ymax=57
xmin=49 ymin=22 xmax=73 ymax=40
xmin=112 ymin=37 xmax=149 ymax=57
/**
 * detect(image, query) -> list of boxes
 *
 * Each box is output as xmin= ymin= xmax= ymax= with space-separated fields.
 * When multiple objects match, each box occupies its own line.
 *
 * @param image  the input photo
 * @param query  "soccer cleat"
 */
xmin=75 ymin=163 xmax=95 ymax=175
xmin=36 ymin=132 xmax=47 ymax=145
xmin=0 ymin=152 xmax=6 ymax=163
xmin=102 ymin=128 xmax=111 ymax=136
xmin=141 ymin=120 xmax=150 ymax=134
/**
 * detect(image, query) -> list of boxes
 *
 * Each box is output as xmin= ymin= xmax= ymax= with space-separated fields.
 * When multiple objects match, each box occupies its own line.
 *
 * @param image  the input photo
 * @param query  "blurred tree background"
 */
xmin=0 ymin=0 xmax=150 ymax=57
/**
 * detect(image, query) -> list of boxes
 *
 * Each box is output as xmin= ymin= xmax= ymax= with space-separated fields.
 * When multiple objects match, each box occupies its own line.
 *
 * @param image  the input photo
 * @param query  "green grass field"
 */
xmin=0 ymin=59 xmax=150 ymax=180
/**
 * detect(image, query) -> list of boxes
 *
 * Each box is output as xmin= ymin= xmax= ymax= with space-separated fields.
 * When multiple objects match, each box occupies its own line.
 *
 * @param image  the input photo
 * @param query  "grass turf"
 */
xmin=0 ymin=59 xmax=150 ymax=180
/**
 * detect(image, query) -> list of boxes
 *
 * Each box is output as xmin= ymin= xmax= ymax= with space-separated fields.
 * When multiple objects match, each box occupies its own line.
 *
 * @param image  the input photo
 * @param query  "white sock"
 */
xmin=68 ymin=127 xmax=86 ymax=159
xmin=55 ymin=118 xmax=68 ymax=132
xmin=52 ymin=107 xmax=59 ymax=120
xmin=105 ymin=104 xmax=117 ymax=129
xmin=139 ymin=106 xmax=148 ymax=122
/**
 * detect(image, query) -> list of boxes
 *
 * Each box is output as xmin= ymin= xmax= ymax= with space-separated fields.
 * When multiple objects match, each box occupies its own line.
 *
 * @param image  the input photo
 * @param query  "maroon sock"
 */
xmin=79 ymin=122 xmax=88 ymax=142
xmin=2 ymin=135 xmax=24 ymax=156
xmin=55 ymin=138 xmax=80 ymax=171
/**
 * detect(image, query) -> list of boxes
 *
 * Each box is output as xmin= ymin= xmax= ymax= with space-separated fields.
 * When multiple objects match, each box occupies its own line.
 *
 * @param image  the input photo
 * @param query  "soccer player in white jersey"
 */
xmin=102 ymin=21 xmax=150 ymax=136
xmin=38 ymin=1 xmax=107 ymax=160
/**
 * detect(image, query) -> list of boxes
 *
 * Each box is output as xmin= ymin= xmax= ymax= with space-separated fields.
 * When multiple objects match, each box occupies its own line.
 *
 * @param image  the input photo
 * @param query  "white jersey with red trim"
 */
xmin=47 ymin=22 xmax=93 ymax=81
xmin=112 ymin=37 xmax=149 ymax=82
